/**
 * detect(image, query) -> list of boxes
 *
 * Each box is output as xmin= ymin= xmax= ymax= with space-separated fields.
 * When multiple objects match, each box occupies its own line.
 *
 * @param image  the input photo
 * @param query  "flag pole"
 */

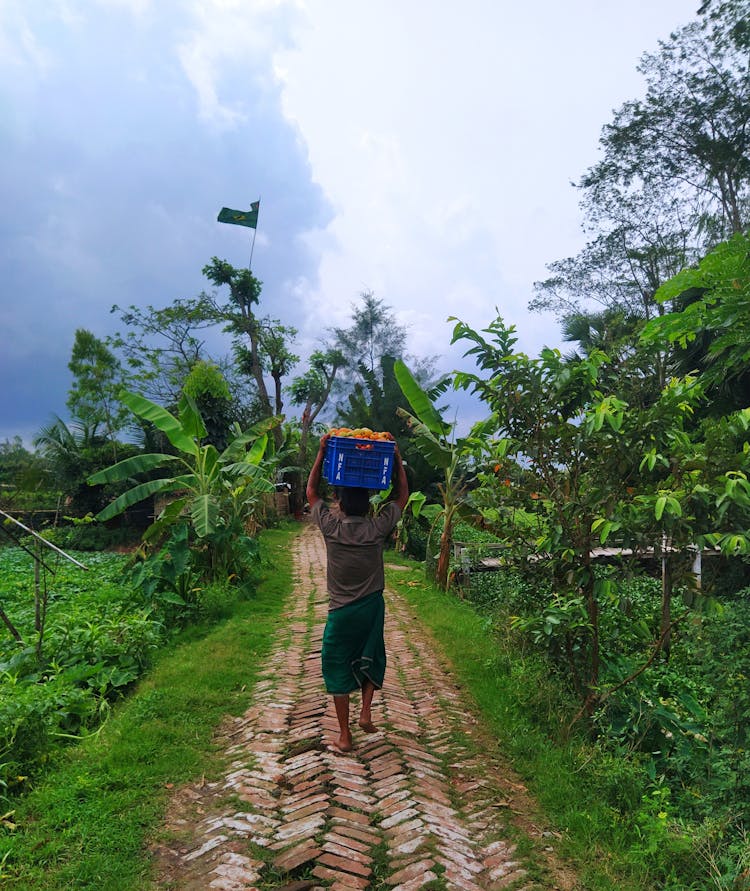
xmin=248 ymin=196 xmax=260 ymax=272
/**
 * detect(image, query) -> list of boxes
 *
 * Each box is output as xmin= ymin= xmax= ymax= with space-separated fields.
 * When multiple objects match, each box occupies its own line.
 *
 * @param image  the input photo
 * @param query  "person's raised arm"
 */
xmin=393 ymin=446 xmax=409 ymax=511
xmin=306 ymin=433 xmax=330 ymax=508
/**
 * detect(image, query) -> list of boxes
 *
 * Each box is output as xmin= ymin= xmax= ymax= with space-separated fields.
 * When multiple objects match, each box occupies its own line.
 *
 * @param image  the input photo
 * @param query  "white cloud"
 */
xmin=0 ymin=0 xmax=703 ymax=440
xmin=275 ymin=0 xmax=698 ymax=365
xmin=175 ymin=0 xmax=301 ymax=126
xmin=93 ymin=0 xmax=151 ymax=15
xmin=0 ymin=3 xmax=53 ymax=72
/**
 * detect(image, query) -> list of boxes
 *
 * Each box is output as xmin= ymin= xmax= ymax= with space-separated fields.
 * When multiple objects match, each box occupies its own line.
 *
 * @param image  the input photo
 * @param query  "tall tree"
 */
xmin=235 ymin=319 xmax=299 ymax=421
xmin=642 ymin=231 xmax=750 ymax=414
xmin=67 ymin=328 xmax=128 ymax=453
xmin=202 ymin=258 xmax=297 ymax=447
xmin=332 ymin=292 xmax=408 ymax=395
xmin=533 ymin=6 xmax=750 ymax=364
xmin=531 ymin=188 xmax=697 ymax=322
xmin=585 ymin=8 xmax=750 ymax=239
xmin=108 ymin=296 xmax=219 ymax=404
xmin=288 ymin=347 xmax=346 ymax=469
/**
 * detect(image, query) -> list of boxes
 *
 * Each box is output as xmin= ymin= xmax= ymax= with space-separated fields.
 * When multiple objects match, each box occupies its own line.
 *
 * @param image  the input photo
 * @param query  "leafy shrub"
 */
xmin=0 ymin=548 xmax=165 ymax=794
xmin=399 ymin=514 xmax=429 ymax=561
xmin=0 ymin=675 xmax=98 ymax=795
xmin=128 ymin=523 xmax=261 ymax=625
xmin=40 ymin=522 xmax=139 ymax=552
xmin=467 ymin=567 xmax=546 ymax=614
xmin=460 ymin=554 xmax=750 ymax=882
xmin=193 ymin=581 xmax=248 ymax=621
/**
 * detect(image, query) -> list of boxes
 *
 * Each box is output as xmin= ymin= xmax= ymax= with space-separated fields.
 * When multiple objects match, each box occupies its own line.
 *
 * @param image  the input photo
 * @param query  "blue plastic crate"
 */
xmin=323 ymin=436 xmax=395 ymax=490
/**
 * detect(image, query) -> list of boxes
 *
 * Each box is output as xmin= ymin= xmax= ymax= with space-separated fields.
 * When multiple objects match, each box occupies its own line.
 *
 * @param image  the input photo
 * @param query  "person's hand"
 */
xmin=319 ymin=433 xmax=331 ymax=453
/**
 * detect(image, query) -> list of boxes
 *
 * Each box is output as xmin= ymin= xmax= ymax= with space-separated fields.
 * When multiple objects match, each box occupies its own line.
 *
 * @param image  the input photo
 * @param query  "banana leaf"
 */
xmin=404 ymin=491 xmax=427 ymax=517
xmin=143 ymin=496 xmax=189 ymax=543
xmin=177 ymin=393 xmax=207 ymax=441
xmin=95 ymin=478 xmax=186 ymax=522
xmin=191 ymin=493 xmax=220 ymax=538
xmin=396 ymin=407 xmax=452 ymax=469
xmin=201 ymin=444 xmax=220 ymax=482
xmin=394 ymin=360 xmax=451 ymax=437
xmin=120 ymin=390 xmax=199 ymax=456
xmin=88 ymin=453 xmax=178 ymax=485
xmin=221 ymin=416 xmax=281 ymax=463
xmin=221 ymin=461 xmax=269 ymax=478
xmin=245 ymin=433 xmax=268 ymax=466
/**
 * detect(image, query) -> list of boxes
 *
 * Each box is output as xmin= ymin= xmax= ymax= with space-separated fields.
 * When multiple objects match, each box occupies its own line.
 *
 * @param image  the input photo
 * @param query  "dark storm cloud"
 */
xmin=0 ymin=2 xmax=331 ymax=442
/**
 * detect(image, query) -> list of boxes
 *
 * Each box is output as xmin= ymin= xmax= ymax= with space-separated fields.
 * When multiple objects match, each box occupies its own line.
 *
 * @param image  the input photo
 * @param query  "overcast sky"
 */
xmin=1 ymin=0 xmax=699 ymax=444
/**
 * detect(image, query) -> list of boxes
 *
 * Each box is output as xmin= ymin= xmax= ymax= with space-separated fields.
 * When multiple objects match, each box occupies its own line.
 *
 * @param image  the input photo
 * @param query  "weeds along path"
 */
xmin=152 ymin=523 xmax=577 ymax=891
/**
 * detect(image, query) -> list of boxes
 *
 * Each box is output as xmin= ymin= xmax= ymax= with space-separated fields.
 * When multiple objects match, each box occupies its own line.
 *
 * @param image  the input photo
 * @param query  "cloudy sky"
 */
xmin=1 ymin=0 xmax=699 ymax=443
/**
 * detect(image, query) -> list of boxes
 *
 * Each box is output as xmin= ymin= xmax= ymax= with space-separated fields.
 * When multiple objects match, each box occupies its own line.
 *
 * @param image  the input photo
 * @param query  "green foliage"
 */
xmin=181 ymin=360 xmax=237 ymax=451
xmin=127 ymin=522 xmax=259 ymax=623
xmin=643 ymin=232 xmax=750 ymax=412
xmin=0 ymin=525 xmax=296 ymax=888
xmin=451 ymin=310 xmax=750 ymax=719
xmin=386 ymin=558 xmax=702 ymax=888
xmin=66 ymin=328 xmax=128 ymax=442
xmin=33 ymin=417 xmax=140 ymax=517
xmin=0 ymin=549 xmax=161 ymax=794
xmin=88 ymin=391 xmax=279 ymax=582
xmin=332 ymin=290 xmax=408 ymax=394
xmin=182 ymin=360 xmax=232 ymax=403
xmin=466 ymin=565 xmax=546 ymax=614
xmin=447 ymin=279 xmax=750 ymax=884
xmin=108 ymin=295 xmax=220 ymax=404
xmin=39 ymin=521 xmax=139 ymax=552
xmin=395 ymin=359 xmax=482 ymax=590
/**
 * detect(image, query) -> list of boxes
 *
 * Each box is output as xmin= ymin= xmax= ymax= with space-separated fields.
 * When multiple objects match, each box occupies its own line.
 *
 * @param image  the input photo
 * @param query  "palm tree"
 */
xmin=34 ymin=416 xmax=113 ymax=515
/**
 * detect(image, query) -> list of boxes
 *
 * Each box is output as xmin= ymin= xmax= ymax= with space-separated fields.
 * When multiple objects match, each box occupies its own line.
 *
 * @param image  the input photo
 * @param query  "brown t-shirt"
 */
xmin=312 ymin=500 xmax=402 ymax=610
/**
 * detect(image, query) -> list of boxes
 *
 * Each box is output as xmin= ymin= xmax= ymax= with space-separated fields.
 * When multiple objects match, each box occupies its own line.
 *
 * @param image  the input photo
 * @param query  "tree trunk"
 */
xmin=0 ymin=605 xmax=24 ymax=646
xmin=584 ymin=557 xmax=599 ymax=714
xmin=661 ymin=552 xmax=672 ymax=661
xmin=244 ymin=319 xmax=272 ymax=415
xmin=436 ymin=519 xmax=452 ymax=591
xmin=273 ymin=371 xmax=284 ymax=417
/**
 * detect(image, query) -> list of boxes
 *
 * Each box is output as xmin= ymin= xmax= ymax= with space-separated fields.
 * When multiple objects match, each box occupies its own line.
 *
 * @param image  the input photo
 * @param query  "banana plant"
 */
xmin=88 ymin=391 xmax=281 ymax=553
xmin=394 ymin=360 xmax=482 ymax=590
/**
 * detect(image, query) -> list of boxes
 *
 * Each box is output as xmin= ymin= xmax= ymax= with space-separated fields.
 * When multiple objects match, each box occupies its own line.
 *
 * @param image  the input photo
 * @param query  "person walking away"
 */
xmin=306 ymin=434 xmax=409 ymax=752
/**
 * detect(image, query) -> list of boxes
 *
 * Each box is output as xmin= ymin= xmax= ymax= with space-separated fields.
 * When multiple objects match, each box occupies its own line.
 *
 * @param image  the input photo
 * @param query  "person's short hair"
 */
xmin=336 ymin=486 xmax=370 ymax=517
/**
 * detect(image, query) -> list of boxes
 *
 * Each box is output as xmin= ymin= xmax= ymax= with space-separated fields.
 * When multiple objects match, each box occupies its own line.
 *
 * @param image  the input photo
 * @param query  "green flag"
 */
xmin=217 ymin=201 xmax=259 ymax=229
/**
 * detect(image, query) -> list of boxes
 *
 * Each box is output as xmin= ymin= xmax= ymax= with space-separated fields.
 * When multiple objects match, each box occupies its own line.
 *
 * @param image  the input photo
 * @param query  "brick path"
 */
xmin=153 ymin=525 xmax=574 ymax=890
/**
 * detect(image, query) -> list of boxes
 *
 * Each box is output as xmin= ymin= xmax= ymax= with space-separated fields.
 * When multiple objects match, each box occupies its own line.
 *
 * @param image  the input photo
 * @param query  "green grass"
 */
xmin=0 ymin=524 xmax=300 ymax=890
xmin=385 ymin=555 xmax=696 ymax=891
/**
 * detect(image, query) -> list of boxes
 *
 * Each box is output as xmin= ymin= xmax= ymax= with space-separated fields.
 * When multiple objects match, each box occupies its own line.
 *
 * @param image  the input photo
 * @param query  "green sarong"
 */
xmin=321 ymin=590 xmax=386 ymax=695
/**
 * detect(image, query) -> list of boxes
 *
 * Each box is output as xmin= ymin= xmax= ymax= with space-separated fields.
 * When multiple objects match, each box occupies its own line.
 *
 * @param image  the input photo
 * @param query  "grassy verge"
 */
xmin=0 ymin=523 xmax=300 ymax=890
xmin=385 ymin=556 xmax=688 ymax=891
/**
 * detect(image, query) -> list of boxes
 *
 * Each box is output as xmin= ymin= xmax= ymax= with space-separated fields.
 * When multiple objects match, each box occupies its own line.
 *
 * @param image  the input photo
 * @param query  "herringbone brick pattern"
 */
xmin=153 ymin=525 xmax=575 ymax=890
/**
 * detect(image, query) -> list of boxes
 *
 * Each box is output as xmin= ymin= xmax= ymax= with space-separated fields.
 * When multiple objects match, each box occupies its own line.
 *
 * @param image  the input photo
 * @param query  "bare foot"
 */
xmin=332 ymin=734 xmax=353 ymax=752
xmin=358 ymin=718 xmax=377 ymax=733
